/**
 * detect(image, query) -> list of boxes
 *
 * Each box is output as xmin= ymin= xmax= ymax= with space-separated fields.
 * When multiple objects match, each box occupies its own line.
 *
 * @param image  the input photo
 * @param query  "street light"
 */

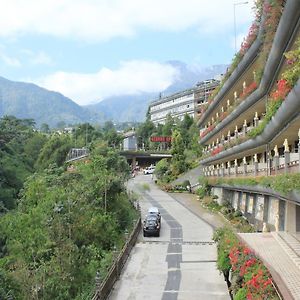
xmin=233 ymin=1 xmax=249 ymax=54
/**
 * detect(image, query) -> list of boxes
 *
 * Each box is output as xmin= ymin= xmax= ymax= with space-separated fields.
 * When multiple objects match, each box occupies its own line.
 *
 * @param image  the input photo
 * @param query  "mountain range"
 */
xmin=0 ymin=62 xmax=227 ymax=127
xmin=85 ymin=62 xmax=227 ymax=122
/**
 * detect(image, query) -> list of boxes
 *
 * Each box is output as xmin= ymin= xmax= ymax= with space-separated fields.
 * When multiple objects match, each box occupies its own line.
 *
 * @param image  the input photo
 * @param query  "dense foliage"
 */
xmin=0 ymin=116 xmax=138 ymax=298
xmin=0 ymin=116 xmax=47 ymax=211
xmin=135 ymin=113 xmax=201 ymax=183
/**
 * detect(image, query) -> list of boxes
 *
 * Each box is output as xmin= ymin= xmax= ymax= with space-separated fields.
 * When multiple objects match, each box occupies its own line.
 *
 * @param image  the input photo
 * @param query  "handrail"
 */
xmin=92 ymin=217 xmax=141 ymax=300
xmin=200 ymin=78 xmax=300 ymax=165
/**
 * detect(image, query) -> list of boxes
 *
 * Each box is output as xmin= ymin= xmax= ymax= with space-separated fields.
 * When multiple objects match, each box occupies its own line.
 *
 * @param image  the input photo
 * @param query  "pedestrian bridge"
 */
xmin=65 ymin=148 xmax=89 ymax=163
xmin=120 ymin=150 xmax=172 ymax=168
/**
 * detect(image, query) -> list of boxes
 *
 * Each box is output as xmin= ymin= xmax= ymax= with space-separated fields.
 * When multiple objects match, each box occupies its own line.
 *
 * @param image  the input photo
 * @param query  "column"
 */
xmin=243 ymin=119 xmax=247 ymax=136
xmin=234 ymin=125 xmax=238 ymax=139
xmin=274 ymin=145 xmax=279 ymax=175
xmin=234 ymin=159 xmax=238 ymax=176
xmin=254 ymin=112 xmax=259 ymax=127
xmin=253 ymin=154 xmax=258 ymax=176
xmin=243 ymin=157 xmax=247 ymax=175
xmin=284 ymin=138 xmax=290 ymax=174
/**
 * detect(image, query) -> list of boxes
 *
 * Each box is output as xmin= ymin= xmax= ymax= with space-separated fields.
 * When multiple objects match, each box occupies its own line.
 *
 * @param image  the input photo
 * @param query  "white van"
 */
xmin=143 ymin=166 xmax=155 ymax=175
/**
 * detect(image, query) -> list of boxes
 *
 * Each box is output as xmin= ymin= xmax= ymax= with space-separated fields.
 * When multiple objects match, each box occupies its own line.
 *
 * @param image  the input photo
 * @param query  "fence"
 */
xmin=92 ymin=217 xmax=141 ymax=300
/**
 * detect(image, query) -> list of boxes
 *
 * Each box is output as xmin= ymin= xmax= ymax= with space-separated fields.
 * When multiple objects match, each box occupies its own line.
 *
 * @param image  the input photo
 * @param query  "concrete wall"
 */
xmin=285 ymin=202 xmax=297 ymax=232
xmin=211 ymin=186 xmax=295 ymax=232
xmin=211 ymin=187 xmax=224 ymax=205
xmin=123 ymin=136 xmax=137 ymax=151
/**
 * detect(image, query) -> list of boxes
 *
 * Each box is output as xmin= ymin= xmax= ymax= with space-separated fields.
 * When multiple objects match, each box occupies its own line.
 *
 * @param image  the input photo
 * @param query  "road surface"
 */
xmin=109 ymin=174 xmax=229 ymax=300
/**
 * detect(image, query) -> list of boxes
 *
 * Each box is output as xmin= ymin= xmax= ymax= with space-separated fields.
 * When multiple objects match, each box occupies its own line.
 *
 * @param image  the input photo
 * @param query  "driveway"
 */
xmin=109 ymin=174 xmax=229 ymax=300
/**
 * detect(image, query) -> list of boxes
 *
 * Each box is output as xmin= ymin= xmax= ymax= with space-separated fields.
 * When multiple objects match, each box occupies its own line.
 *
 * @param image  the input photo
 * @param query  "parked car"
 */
xmin=143 ymin=214 xmax=160 ymax=237
xmin=147 ymin=207 xmax=161 ymax=224
xmin=143 ymin=166 xmax=155 ymax=175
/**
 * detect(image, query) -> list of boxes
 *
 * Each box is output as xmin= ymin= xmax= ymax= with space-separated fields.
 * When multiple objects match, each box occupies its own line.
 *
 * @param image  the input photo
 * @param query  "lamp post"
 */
xmin=233 ymin=1 xmax=249 ymax=54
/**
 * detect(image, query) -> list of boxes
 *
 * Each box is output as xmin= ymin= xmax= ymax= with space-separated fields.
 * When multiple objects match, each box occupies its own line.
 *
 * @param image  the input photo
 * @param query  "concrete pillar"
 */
xmin=285 ymin=202 xmax=296 ymax=232
xmin=243 ymin=157 xmax=247 ymax=175
xmin=221 ymin=163 xmax=225 ymax=177
xmin=254 ymin=154 xmax=258 ymax=176
xmin=254 ymin=112 xmax=259 ymax=127
xmin=234 ymin=159 xmax=238 ymax=176
xmin=274 ymin=145 xmax=279 ymax=174
xmin=221 ymin=134 xmax=225 ymax=145
xmin=284 ymin=139 xmax=290 ymax=174
xmin=243 ymin=120 xmax=247 ymax=136
xmin=227 ymin=130 xmax=231 ymax=143
xmin=234 ymin=125 xmax=238 ymax=139
xmin=274 ymin=155 xmax=279 ymax=174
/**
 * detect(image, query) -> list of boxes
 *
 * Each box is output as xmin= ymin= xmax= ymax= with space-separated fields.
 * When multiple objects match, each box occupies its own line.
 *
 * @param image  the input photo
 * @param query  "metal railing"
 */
xmin=92 ymin=217 xmax=141 ymax=300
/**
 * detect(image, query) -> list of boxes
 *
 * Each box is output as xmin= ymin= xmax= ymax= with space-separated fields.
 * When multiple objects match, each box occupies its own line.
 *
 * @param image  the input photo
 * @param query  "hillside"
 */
xmin=0 ymin=76 xmax=101 ymax=127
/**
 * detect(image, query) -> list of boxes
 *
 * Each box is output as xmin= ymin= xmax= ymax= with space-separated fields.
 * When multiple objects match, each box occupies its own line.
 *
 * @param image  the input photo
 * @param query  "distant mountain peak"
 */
xmin=85 ymin=62 xmax=227 ymax=123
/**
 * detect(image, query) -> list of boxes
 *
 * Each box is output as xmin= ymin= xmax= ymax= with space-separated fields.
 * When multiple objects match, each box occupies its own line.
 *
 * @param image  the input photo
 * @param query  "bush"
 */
xmin=213 ymin=227 xmax=279 ymax=299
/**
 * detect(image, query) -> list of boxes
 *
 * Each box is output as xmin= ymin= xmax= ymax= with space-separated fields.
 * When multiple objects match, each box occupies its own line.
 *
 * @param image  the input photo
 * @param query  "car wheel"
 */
xmin=143 ymin=232 xmax=147 ymax=237
xmin=156 ymin=232 xmax=160 ymax=237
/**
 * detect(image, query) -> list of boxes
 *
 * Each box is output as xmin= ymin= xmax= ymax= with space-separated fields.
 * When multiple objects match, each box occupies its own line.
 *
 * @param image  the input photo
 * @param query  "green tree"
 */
xmin=36 ymin=134 xmax=72 ymax=170
xmin=171 ymin=129 xmax=187 ymax=176
xmin=40 ymin=123 xmax=50 ymax=133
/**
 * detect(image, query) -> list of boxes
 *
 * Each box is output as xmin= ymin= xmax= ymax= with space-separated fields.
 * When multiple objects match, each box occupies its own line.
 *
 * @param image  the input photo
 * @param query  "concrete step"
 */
xmin=272 ymin=232 xmax=300 ymax=270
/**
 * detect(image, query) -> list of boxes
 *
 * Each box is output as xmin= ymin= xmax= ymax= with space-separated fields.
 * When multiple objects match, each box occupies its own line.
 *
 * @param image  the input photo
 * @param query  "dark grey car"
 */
xmin=143 ymin=216 xmax=160 ymax=237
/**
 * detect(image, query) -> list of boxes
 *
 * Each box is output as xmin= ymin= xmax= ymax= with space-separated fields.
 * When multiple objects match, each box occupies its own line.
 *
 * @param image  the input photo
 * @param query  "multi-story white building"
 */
xmin=149 ymin=79 xmax=220 ymax=125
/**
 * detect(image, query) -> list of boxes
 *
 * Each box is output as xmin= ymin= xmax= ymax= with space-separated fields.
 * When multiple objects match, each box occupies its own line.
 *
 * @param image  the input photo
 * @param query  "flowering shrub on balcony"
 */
xmin=211 ymin=145 xmax=223 ymax=156
xmin=240 ymin=81 xmax=258 ymax=99
xmin=213 ymin=227 xmax=280 ymax=300
xmin=199 ymin=0 xmax=284 ymax=119
xmin=270 ymin=79 xmax=291 ymax=102
xmin=200 ymin=124 xmax=215 ymax=138
xmin=240 ymin=23 xmax=260 ymax=56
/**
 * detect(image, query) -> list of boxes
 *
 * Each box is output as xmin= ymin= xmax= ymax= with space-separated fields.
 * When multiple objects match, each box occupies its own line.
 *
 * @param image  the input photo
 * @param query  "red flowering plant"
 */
xmin=244 ymin=263 xmax=277 ymax=299
xmin=228 ymin=242 xmax=279 ymax=299
xmin=240 ymin=81 xmax=258 ymax=99
xmin=270 ymin=79 xmax=291 ymax=102
xmin=219 ymin=111 xmax=228 ymax=122
xmin=200 ymin=124 xmax=215 ymax=138
xmin=239 ymin=23 xmax=259 ymax=56
xmin=211 ymin=145 xmax=223 ymax=156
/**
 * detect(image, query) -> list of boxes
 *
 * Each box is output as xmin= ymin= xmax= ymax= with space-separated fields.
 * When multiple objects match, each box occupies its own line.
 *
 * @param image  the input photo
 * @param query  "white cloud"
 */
xmin=31 ymin=51 xmax=53 ymax=65
xmin=0 ymin=0 xmax=254 ymax=41
xmin=21 ymin=50 xmax=53 ymax=65
xmin=0 ymin=50 xmax=21 ymax=67
xmin=30 ymin=60 xmax=179 ymax=105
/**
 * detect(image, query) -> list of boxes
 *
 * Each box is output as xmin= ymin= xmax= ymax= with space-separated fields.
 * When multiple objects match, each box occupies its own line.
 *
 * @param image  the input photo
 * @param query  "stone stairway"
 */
xmin=272 ymin=231 xmax=300 ymax=269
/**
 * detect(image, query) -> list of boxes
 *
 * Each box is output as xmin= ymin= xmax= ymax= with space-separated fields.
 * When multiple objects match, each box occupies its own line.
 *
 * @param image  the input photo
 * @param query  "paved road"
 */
xmin=109 ymin=174 xmax=229 ymax=300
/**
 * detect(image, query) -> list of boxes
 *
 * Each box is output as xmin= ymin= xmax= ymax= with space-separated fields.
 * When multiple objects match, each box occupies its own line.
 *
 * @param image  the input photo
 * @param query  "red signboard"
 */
xmin=150 ymin=136 xmax=172 ymax=142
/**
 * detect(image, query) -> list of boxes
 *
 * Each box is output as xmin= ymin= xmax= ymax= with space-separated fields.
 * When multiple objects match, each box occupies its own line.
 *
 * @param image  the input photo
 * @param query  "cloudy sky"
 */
xmin=0 ymin=0 xmax=254 ymax=105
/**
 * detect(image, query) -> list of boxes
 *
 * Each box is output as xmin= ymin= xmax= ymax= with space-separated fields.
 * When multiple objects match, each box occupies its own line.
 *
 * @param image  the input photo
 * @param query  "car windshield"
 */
xmin=145 ymin=220 xmax=157 ymax=226
xmin=148 ymin=207 xmax=159 ymax=214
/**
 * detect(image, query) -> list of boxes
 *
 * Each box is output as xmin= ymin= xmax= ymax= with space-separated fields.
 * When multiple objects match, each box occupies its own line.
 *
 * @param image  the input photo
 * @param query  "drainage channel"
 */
xmin=143 ymin=192 xmax=182 ymax=300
